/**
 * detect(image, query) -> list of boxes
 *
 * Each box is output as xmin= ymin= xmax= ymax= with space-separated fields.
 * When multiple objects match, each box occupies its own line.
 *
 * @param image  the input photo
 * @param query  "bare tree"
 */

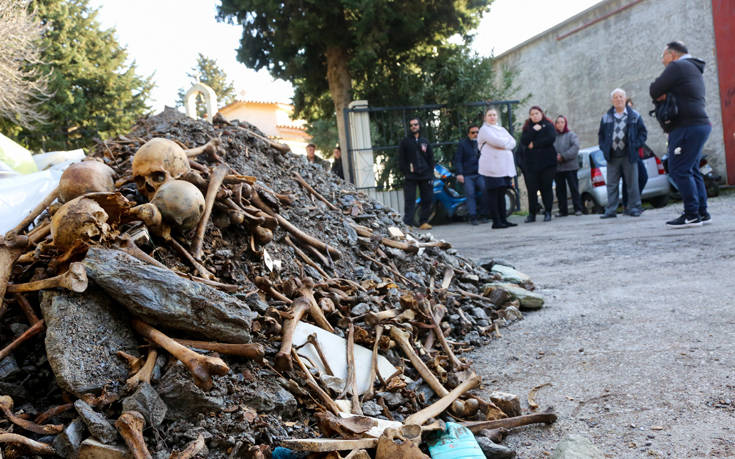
xmin=0 ymin=0 xmax=51 ymax=128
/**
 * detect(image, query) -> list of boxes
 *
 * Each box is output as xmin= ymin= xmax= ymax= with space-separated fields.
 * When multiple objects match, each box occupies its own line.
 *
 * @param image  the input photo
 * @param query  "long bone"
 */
xmin=404 ymin=373 xmax=481 ymax=426
xmin=362 ymin=324 xmax=384 ymax=401
xmin=115 ymin=410 xmax=152 ymax=459
xmin=275 ymin=296 xmax=310 ymax=371
xmin=462 ymin=410 xmax=558 ymax=433
xmin=293 ymin=172 xmax=338 ymax=211
xmin=4 ymin=186 xmax=58 ymax=239
xmin=7 ymin=262 xmax=87 ymax=294
xmin=169 ymin=433 xmax=206 ymax=459
xmin=0 ymin=395 xmax=63 ymax=435
xmin=0 ymin=320 xmax=45 ymax=361
xmin=296 ymin=333 xmax=334 ymax=376
xmin=292 ymin=350 xmax=341 ymax=415
xmin=124 ymin=349 xmax=158 ymax=391
xmin=389 ymin=326 xmax=448 ymax=398
xmin=424 ymin=302 xmax=464 ymax=370
xmin=173 ymin=339 xmax=265 ymax=361
xmin=131 ymin=319 xmax=229 ymax=391
xmin=254 ymin=276 xmax=292 ymax=304
xmin=298 ymin=278 xmax=334 ymax=333
xmin=0 ymin=432 xmax=55 ymax=455
xmin=191 ymin=163 xmax=228 ymax=260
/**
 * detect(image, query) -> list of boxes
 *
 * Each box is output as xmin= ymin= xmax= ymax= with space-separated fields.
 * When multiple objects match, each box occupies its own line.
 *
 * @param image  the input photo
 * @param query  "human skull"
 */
xmin=58 ymin=160 xmax=116 ymax=202
xmin=132 ymin=138 xmax=190 ymax=200
xmin=51 ymin=197 xmax=111 ymax=252
xmin=150 ymin=180 xmax=205 ymax=231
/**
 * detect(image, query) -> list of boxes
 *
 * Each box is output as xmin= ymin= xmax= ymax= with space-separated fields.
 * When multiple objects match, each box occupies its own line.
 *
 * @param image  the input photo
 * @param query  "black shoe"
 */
xmin=502 ymin=220 xmax=518 ymax=227
xmin=600 ymin=213 xmax=616 ymax=219
xmin=700 ymin=211 xmax=712 ymax=224
xmin=492 ymin=221 xmax=509 ymax=229
xmin=524 ymin=215 xmax=536 ymax=223
xmin=555 ymin=212 xmax=568 ymax=217
xmin=543 ymin=212 xmax=552 ymax=222
xmin=666 ymin=214 xmax=702 ymax=228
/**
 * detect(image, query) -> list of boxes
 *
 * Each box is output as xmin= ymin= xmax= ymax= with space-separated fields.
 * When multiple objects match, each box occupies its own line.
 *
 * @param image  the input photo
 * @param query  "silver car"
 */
xmin=577 ymin=145 xmax=671 ymax=214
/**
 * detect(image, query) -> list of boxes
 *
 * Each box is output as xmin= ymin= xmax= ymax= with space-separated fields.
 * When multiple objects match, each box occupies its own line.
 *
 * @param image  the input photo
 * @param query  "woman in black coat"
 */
xmin=520 ymin=106 xmax=557 ymax=222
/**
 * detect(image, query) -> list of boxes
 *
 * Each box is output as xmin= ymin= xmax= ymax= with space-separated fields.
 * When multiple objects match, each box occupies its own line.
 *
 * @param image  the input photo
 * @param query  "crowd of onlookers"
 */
xmin=306 ymin=41 xmax=713 ymax=231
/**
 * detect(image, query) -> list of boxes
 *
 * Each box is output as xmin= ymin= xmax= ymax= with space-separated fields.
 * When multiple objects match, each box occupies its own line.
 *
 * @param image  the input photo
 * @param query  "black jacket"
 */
xmin=399 ymin=134 xmax=434 ymax=180
xmin=331 ymin=157 xmax=344 ymax=179
xmin=520 ymin=119 xmax=557 ymax=172
xmin=597 ymin=106 xmax=648 ymax=163
xmin=649 ymin=57 xmax=709 ymax=130
xmin=453 ymin=137 xmax=480 ymax=176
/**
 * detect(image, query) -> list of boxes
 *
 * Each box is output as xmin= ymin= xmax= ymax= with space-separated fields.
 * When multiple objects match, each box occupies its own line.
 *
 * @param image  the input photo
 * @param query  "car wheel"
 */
xmin=649 ymin=194 xmax=669 ymax=208
xmin=581 ymin=194 xmax=603 ymax=214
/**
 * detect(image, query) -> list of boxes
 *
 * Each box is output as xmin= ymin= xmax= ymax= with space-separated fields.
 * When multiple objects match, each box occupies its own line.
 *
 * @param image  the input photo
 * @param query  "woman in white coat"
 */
xmin=478 ymin=107 xmax=518 ymax=229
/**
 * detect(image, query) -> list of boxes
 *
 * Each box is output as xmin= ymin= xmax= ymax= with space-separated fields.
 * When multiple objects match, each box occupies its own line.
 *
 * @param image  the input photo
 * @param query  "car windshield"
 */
xmin=590 ymin=150 xmax=607 ymax=167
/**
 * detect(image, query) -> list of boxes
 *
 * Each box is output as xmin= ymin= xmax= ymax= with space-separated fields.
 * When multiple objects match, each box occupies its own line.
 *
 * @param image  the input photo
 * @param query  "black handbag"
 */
xmin=649 ymin=92 xmax=678 ymax=133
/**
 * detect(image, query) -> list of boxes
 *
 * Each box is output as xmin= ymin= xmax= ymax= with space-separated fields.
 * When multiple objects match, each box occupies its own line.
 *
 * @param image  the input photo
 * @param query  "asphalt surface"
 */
xmin=430 ymin=192 xmax=735 ymax=458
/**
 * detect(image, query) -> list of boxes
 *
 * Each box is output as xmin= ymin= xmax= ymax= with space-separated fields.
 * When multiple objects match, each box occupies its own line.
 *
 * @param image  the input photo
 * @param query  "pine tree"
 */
xmin=177 ymin=53 xmax=236 ymax=118
xmin=3 ymin=0 xmax=153 ymax=151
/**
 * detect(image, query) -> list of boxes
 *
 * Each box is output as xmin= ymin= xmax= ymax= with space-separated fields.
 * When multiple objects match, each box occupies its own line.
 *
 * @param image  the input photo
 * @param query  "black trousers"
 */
xmin=554 ymin=170 xmax=582 ymax=214
xmin=403 ymin=178 xmax=433 ymax=225
xmin=524 ymin=166 xmax=556 ymax=214
xmin=487 ymin=186 xmax=509 ymax=224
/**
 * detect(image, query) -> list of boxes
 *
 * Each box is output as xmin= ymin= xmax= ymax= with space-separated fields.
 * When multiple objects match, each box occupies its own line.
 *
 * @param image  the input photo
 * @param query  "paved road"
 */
xmin=430 ymin=192 xmax=735 ymax=458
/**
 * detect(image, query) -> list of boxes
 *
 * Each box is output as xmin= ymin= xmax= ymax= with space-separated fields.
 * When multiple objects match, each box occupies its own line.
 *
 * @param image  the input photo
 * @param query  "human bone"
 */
xmin=132 ymin=138 xmax=190 ymax=200
xmin=51 ymin=197 xmax=111 ymax=252
xmin=150 ymin=180 xmax=205 ymax=231
xmin=58 ymin=160 xmax=116 ymax=202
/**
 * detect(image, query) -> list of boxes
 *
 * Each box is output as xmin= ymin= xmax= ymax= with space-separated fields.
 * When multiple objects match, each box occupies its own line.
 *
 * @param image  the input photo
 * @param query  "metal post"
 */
xmin=343 ymin=107 xmax=355 ymax=184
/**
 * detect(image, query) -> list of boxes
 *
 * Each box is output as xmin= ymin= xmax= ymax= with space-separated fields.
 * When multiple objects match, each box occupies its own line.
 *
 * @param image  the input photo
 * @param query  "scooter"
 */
xmin=662 ymin=153 xmax=720 ymax=199
xmin=414 ymin=164 xmax=468 ymax=225
xmin=414 ymin=164 xmax=519 ymax=225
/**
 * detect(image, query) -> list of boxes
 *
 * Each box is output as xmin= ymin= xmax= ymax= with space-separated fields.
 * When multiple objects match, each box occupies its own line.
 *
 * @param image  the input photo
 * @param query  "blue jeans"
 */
xmin=668 ymin=124 xmax=712 ymax=218
xmin=462 ymin=174 xmax=486 ymax=218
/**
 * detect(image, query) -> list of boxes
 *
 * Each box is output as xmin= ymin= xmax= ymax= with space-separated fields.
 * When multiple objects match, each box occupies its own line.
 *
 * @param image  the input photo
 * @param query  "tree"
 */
xmin=0 ymin=0 xmax=51 ymax=129
xmin=2 ymin=0 xmax=153 ymax=152
xmin=217 ymin=0 xmax=491 ymax=180
xmin=176 ymin=53 xmax=236 ymax=118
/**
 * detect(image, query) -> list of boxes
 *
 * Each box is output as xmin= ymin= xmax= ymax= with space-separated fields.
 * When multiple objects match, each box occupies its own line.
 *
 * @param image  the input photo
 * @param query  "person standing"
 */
xmin=621 ymin=98 xmax=649 ymax=210
xmin=553 ymin=115 xmax=582 ymax=216
xmin=520 ymin=106 xmax=557 ymax=222
xmin=650 ymin=41 xmax=712 ymax=228
xmin=306 ymin=143 xmax=328 ymax=169
xmin=478 ymin=108 xmax=517 ymax=229
xmin=454 ymin=125 xmax=487 ymax=225
xmin=597 ymin=88 xmax=647 ymax=219
xmin=398 ymin=118 xmax=435 ymax=229
xmin=331 ymin=147 xmax=344 ymax=179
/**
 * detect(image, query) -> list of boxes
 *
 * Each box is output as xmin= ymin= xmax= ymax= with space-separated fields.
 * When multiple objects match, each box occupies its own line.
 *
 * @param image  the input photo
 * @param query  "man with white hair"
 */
xmin=597 ymin=88 xmax=648 ymax=219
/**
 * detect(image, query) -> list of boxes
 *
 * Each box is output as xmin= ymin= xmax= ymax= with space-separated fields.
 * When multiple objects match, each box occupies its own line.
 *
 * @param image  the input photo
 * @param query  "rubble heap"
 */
xmin=0 ymin=108 xmax=551 ymax=458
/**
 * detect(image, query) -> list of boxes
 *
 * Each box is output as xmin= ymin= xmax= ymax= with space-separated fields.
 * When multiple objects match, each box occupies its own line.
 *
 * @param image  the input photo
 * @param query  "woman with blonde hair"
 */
xmin=478 ymin=107 xmax=517 ymax=229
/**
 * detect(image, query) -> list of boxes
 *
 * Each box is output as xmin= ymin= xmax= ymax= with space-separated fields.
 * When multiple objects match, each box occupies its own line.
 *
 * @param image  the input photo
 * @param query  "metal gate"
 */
xmin=342 ymin=100 xmax=520 ymax=214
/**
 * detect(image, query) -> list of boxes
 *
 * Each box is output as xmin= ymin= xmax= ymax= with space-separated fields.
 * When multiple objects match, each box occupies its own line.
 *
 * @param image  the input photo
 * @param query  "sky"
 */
xmin=89 ymin=0 xmax=602 ymax=113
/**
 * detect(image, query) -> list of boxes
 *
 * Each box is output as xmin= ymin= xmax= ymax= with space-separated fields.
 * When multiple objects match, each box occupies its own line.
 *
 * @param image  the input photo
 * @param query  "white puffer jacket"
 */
xmin=478 ymin=122 xmax=517 ymax=178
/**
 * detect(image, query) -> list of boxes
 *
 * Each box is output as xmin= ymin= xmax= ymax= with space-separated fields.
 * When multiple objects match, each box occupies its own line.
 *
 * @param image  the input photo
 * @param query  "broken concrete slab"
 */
xmin=240 ymin=377 xmax=297 ymax=415
xmin=156 ymin=361 xmax=225 ymax=420
xmin=483 ymin=283 xmax=544 ymax=310
xmin=551 ymin=434 xmax=604 ymax=459
xmin=490 ymin=264 xmax=531 ymax=284
xmin=52 ymin=417 xmax=86 ymax=458
xmin=40 ymin=288 xmax=137 ymax=397
xmin=83 ymin=248 xmax=255 ymax=343
xmin=74 ymin=399 xmax=118 ymax=444
xmin=489 ymin=391 xmax=521 ymax=417
xmin=121 ymin=382 xmax=167 ymax=427
xmin=78 ymin=438 xmax=131 ymax=459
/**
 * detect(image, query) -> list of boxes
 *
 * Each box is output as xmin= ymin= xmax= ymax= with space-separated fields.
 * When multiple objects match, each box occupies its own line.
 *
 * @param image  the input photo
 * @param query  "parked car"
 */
xmin=576 ymin=145 xmax=670 ymax=214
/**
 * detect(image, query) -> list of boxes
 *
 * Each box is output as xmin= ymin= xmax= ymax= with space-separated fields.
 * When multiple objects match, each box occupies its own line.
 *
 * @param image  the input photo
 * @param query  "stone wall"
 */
xmin=494 ymin=0 xmax=726 ymax=179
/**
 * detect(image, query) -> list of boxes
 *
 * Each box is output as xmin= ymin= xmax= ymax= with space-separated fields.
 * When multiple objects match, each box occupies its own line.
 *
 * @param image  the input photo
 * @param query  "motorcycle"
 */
xmin=414 ymin=164 xmax=519 ymax=225
xmin=662 ymin=153 xmax=720 ymax=199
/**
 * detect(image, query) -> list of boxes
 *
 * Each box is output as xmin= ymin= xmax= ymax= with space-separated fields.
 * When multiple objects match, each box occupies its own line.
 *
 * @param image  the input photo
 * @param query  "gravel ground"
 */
xmin=430 ymin=191 xmax=735 ymax=458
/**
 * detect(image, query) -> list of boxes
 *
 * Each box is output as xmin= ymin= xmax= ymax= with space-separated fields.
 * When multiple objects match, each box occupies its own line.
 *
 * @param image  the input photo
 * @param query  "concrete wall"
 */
xmin=494 ymin=0 xmax=726 ymax=179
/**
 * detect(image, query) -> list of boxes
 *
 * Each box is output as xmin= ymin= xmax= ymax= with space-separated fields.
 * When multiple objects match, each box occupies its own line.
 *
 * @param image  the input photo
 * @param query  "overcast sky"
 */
xmin=89 ymin=0 xmax=601 ymax=112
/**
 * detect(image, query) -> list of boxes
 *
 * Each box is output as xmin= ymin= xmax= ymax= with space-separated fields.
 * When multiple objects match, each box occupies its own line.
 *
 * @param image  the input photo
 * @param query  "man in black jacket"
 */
xmin=454 ymin=125 xmax=487 ymax=225
xmin=399 ymin=118 xmax=435 ymax=229
xmin=331 ymin=147 xmax=344 ymax=179
xmin=650 ymin=41 xmax=712 ymax=228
